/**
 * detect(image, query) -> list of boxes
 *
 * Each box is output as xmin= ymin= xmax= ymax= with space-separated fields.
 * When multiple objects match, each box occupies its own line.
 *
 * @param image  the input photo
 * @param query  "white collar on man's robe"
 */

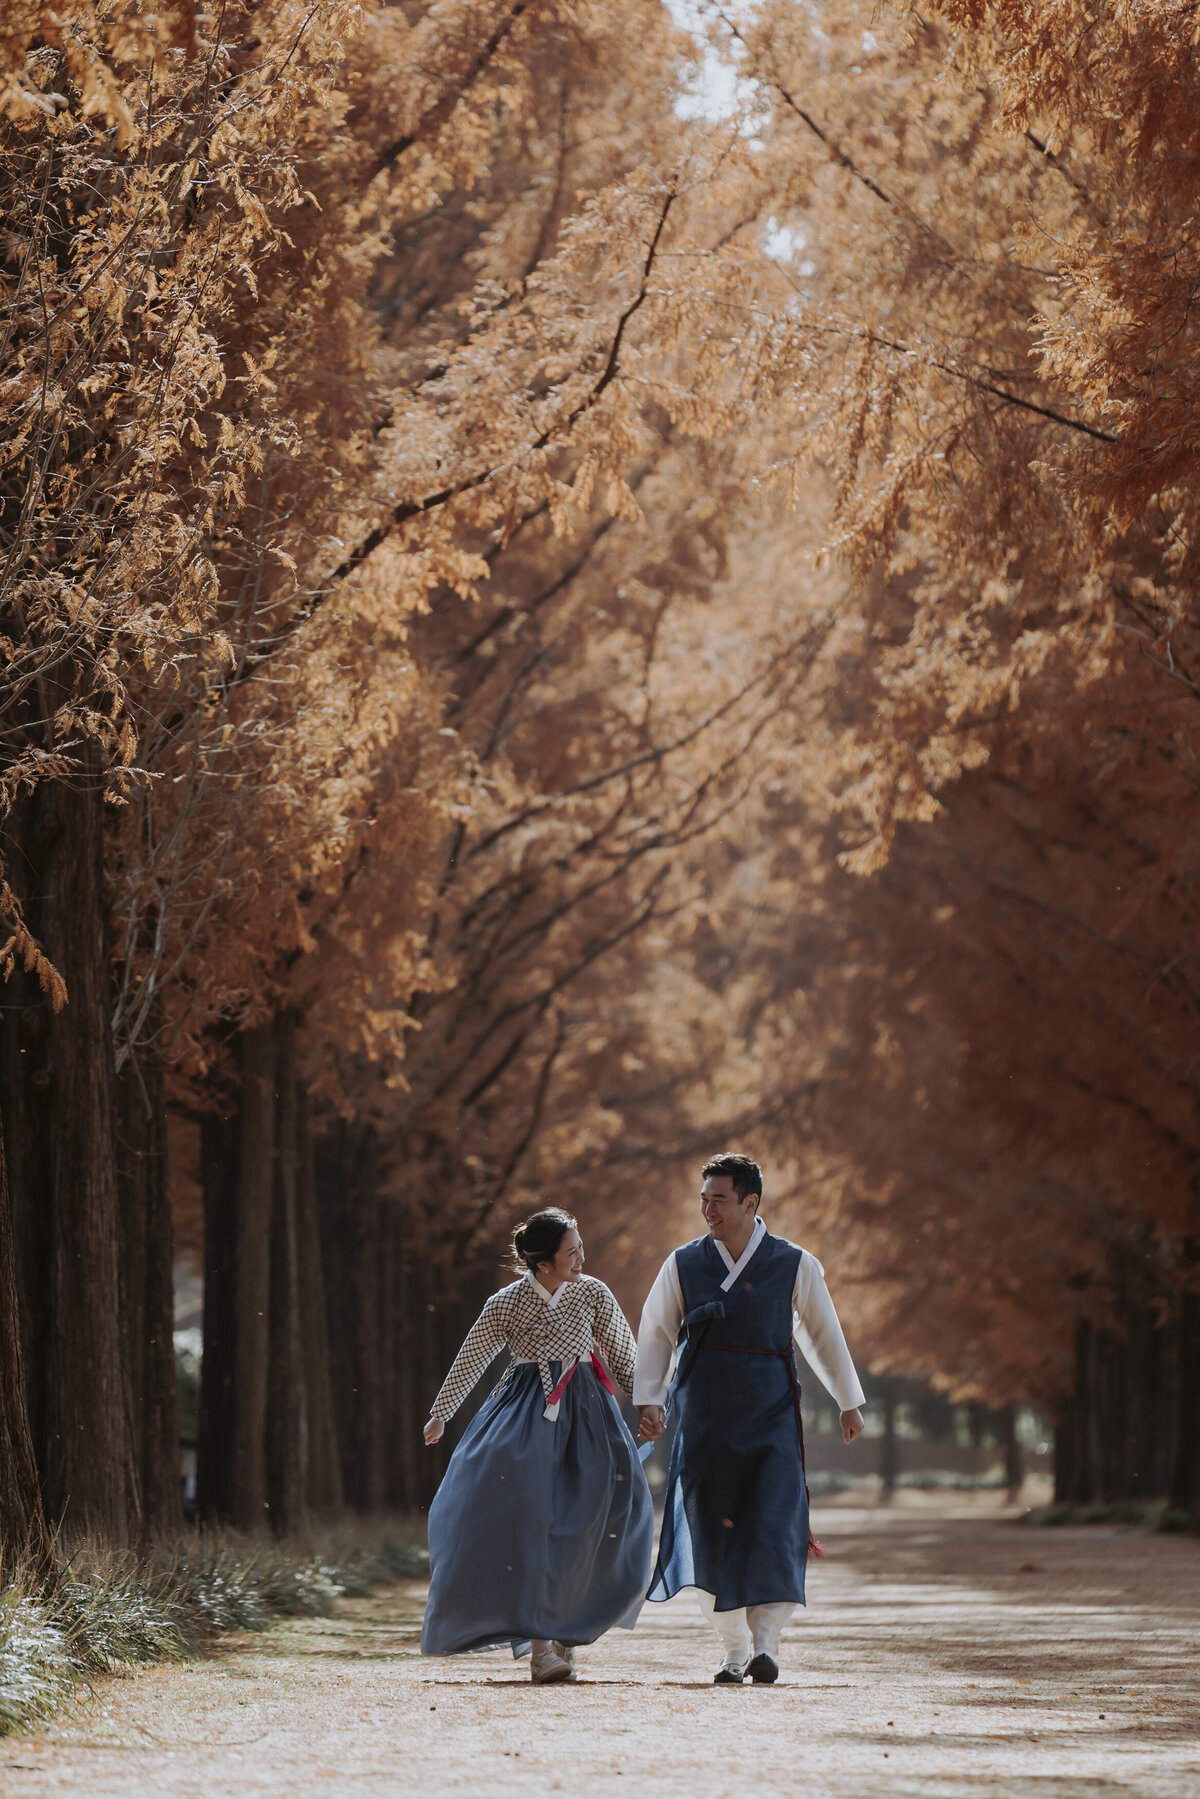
xmin=711 ymin=1214 xmax=766 ymax=1292
xmin=525 ymin=1269 xmax=567 ymax=1309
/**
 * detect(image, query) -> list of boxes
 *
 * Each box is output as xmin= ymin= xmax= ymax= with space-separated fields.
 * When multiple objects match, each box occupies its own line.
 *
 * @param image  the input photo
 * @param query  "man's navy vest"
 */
xmin=648 ymin=1227 xmax=812 ymax=1611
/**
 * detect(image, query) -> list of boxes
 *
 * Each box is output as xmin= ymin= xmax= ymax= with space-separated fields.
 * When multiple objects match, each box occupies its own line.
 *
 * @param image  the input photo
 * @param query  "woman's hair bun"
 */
xmin=510 ymin=1207 xmax=576 ymax=1273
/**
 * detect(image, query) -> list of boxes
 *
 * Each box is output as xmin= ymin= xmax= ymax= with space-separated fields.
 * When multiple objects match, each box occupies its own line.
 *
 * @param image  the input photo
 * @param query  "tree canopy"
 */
xmin=2 ymin=0 xmax=1198 ymax=1541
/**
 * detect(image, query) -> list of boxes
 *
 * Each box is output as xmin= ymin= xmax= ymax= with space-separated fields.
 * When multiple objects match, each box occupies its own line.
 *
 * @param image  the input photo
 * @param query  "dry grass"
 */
xmin=0 ymin=1524 xmax=427 ymax=1737
xmin=1026 ymin=1500 xmax=1200 ymax=1533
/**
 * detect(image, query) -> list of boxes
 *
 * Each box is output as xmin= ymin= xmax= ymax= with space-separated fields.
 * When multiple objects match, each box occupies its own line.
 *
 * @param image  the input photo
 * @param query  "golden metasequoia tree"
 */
xmin=7 ymin=0 xmax=1200 ymax=1547
xmin=184 ymin=21 xmax=855 ymax=1516
xmin=642 ymin=0 xmax=1200 ymax=1508
xmin=1 ymin=0 xmax=378 ymax=1544
xmin=0 ymin=0 xmax=676 ymax=1537
xmin=1 ymin=0 xmax=841 ymax=1536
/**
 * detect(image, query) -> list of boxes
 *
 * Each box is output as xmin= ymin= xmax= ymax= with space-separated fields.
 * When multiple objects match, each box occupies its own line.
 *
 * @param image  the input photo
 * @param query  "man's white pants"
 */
xmin=696 ymin=1592 xmax=795 ymax=1665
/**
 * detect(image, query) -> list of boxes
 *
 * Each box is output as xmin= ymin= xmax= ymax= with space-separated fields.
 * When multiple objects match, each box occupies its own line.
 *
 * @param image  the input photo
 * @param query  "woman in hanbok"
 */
xmin=420 ymin=1207 xmax=653 ymax=1684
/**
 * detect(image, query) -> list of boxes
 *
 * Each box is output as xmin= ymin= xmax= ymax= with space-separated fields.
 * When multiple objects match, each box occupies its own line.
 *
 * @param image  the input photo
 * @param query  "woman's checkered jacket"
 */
xmin=429 ymin=1273 xmax=637 ymax=1420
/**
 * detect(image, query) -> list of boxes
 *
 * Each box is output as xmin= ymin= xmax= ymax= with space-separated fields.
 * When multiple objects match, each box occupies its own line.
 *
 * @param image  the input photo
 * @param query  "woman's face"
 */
xmin=538 ymin=1226 xmax=584 ymax=1286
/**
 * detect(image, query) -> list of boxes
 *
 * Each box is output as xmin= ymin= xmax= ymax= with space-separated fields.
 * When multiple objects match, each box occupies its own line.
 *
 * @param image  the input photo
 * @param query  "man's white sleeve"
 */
xmin=633 ymin=1253 xmax=684 ymax=1406
xmin=793 ymin=1254 xmax=866 ymax=1412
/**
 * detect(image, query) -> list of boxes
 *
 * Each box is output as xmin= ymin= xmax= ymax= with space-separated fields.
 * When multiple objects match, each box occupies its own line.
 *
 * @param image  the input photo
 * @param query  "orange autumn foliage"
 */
xmin=4 ymin=0 xmax=1200 ymax=1535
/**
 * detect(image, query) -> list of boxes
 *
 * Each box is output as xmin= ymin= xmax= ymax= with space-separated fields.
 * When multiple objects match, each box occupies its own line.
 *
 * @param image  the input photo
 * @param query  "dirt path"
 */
xmin=3 ymin=1504 xmax=1198 ymax=1799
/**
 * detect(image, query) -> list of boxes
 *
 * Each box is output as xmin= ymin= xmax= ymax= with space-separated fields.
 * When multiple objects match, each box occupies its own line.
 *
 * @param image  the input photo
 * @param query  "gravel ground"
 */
xmin=2 ymin=1502 xmax=1198 ymax=1799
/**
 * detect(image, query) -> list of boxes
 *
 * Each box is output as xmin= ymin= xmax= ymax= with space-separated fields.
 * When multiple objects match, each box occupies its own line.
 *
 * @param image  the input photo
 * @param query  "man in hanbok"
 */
xmin=635 ymin=1152 xmax=865 ymax=1683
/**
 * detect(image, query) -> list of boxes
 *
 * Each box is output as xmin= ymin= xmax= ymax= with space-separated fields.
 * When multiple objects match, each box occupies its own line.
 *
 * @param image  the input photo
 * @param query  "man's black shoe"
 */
xmin=747 ymin=1653 xmax=779 ymax=1684
xmin=713 ymin=1661 xmax=746 ymax=1684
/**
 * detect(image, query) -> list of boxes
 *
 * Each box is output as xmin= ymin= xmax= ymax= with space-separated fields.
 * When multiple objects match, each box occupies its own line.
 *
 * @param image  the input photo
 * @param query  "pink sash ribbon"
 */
xmin=543 ymin=1351 xmax=616 ymax=1419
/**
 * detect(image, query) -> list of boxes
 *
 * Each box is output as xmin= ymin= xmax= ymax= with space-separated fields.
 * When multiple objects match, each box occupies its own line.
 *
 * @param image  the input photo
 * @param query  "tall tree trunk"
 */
xmin=117 ymin=1042 xmax=180 ymax=1539
xmin=296 ymin=1108 xmax=342 ymax=1516
xmin=1002 ymin=1405 xmax=1022 ymax=1502
xmin=879 ymin=1378 xmax=899 ymax=1502
xmin=385 ymin=1202 xmax=419 ymax=1515
xmin=1055 ymin=1318 xmax=1087 ymax=1504
xmin=0 ymin=963 xmax=52 ymax=1513
xmin=1169 ymin=1244 xmax=1200 ymax=1516
xmin=1122 ymin=1241 xmax=1172 ymax=1504
xmin=966 ymin=1402 xmax=987 ymax=1448
xmin=197 ymin=1104 xmax=239 ymax=1522
xmin=0 ymin=1102 xmax=49 ymax=1557
xmin=1052 ymin=1400 xmax=1072 ymax=1504
xmin=1078 ymin=1317 xmax=1102 ymax=1503
xmin=231 ymin=1023 xmax=276 ymax=1530
xmin=394 ymin=1216 xmax=421 ymax=1514
xmin=316 ymin=1121 xmax=384 ymax=1512
xmin=266 ymin=1013 xmax=308 ymax=1537
xmin=0 ymin=767 xmax=141 ymax=1540
xmin=418 ymin=1268 xmax=446 ymax=1511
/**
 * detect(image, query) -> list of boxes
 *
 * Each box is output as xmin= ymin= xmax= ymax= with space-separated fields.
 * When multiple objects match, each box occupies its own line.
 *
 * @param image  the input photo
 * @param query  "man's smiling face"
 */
xmin=700 ymin=1173 xmax=758 ymax=1244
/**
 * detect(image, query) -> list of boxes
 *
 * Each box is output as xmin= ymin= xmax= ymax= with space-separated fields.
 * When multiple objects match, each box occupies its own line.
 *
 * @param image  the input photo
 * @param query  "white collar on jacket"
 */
xmin=526 ymin=1269 xmax=567 ymax=1309
xmin=711 ymin=1214 xmax=766 ymax=1292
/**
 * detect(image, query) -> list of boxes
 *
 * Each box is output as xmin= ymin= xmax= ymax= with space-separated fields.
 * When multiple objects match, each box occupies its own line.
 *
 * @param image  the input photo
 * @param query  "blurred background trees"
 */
xmin=1 ymin=0 xmax=1198 ymax=1547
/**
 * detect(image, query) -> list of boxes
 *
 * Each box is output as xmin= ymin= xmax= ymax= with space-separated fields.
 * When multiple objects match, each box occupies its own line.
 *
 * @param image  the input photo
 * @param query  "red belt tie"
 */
xmin=544 ymin=1351 xmax=616 ymax=1418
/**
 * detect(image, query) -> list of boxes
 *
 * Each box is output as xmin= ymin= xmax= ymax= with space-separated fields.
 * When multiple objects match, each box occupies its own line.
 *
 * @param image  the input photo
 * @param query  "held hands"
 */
xmin=637 ymin=1404 xmax=666 ymax=1443
xmin=840 ymin=1407 xmax=864 ymax=1446
xmin=423 ymin=1417 xmax=445 ymax=1446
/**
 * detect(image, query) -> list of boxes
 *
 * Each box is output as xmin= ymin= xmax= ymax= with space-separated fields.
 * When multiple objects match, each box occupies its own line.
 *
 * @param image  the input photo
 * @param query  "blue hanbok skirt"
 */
xmin=421 ymin=1360 xmax=654 ymax=1656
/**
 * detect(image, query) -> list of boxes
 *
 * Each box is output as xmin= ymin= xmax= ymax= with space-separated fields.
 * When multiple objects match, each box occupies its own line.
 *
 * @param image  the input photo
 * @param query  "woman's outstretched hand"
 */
xmin=424 ymin=1418 xmax=445 ymax=1445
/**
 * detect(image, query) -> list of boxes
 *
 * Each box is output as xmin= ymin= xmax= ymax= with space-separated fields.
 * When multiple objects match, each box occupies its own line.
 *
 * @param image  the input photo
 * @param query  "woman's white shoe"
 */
xmin=531 ymin=1646 xmax=573 ymax=1684
xmin=551 ymin=1641 xmax=577 ymax=1676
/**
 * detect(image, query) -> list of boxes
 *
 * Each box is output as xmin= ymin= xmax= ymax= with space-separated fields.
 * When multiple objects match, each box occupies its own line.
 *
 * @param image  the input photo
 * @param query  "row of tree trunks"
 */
xmin=197 ymin=1104 xmax=239 ymax=1523
xmin=316 ymin=1122 xmax=385 ymax=1513
xmin=296 ymin=1104 xmax=343 ymax=1516
xmin=1001 ymin=1406 xmax=1023 ymax=1501
xmin=878 ymin=1377 xmax=900 ymax=1501
xmin=0 ymin=763 xmax=178 ymax=1547
xmin=267 ymin=1021 xmax=310 ymax=1535
xmin=312 ymin=1123 xmax=499 ymax=1517
xmin=1053 ymin=1240 xmax=1196 ymax=1508
xmin=872 ymin=1382 xmax=1023 ymax=1502
xmin=197 ymin=1012 xmax=344 ymax=1531
xmin=0 ymin=1104 xmax=49 ymax=1556
xmin=232 ymin=1023 xmax=276 ymax=1529
xmin=116 ymin=1043 xmax=181 ymax=1539
xmin=1170 ymin=1264 xmax=1200 ymax=1514
xmin=198 ymin=1070 xmax=499 ymax=1533
xmin=7 ymin=766 xmax=1199 ymax=1547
